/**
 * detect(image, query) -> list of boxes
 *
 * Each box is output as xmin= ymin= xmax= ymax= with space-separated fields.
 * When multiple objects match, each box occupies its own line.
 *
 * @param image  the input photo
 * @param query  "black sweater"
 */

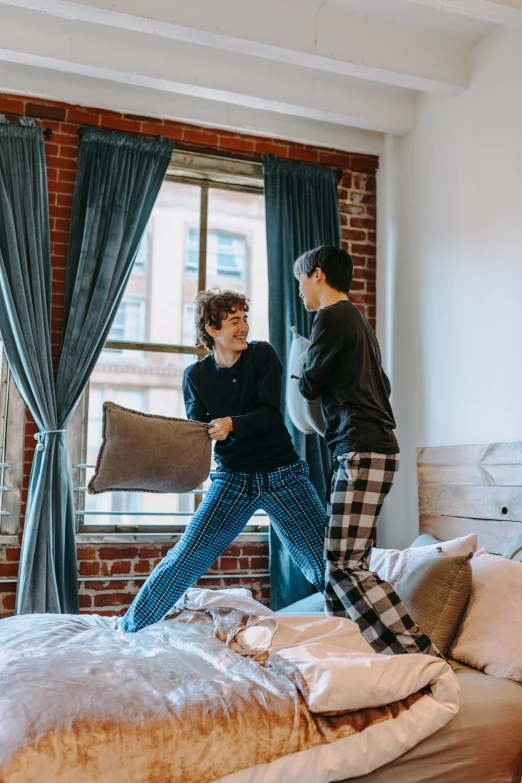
xmin=299 ymin=301 xmax=399 ymax=458
xmin=183 ymin=341 xmax=298 ymax=472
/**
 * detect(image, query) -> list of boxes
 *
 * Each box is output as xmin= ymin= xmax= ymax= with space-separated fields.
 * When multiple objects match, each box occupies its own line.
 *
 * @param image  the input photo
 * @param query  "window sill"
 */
xmin=76 ymin=531 xmax=269 ymax=544
xmin=0 ymin=535 xmax=19 ymax=545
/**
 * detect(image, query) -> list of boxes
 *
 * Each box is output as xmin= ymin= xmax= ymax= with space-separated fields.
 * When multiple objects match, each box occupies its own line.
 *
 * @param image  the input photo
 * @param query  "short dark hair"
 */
xmin=293 ymin=245 xmax=353 ymax=294
xmin=195 ymin=289 xmax=250 ymax=350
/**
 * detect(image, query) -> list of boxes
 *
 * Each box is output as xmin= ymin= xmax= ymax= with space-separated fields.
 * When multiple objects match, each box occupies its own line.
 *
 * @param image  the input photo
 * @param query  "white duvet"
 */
xmin=0 ymin=588 xmax=459 ymax=783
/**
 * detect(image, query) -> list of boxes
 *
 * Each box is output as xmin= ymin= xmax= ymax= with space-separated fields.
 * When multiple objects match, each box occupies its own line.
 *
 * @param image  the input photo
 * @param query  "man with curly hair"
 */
xmin=121 ymin=290 xmax=327 ymax=632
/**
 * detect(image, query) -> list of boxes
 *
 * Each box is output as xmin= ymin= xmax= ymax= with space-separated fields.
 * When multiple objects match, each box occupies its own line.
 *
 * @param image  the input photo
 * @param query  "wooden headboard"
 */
xmin=417 ymin=442 xmax=522 ymax=555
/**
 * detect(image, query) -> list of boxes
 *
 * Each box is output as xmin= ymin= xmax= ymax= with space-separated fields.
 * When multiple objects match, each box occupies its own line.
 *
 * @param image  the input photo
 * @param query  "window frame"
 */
xmin=70 ymin=152 xmax=267 ymax=536
xmin=0 ymin=349 xmax=25 ymax=537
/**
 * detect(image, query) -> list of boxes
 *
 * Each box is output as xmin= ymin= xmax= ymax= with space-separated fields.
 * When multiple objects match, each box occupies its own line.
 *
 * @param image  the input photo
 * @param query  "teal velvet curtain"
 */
xmin=7 ymin=124 xmax=173 ymax=614
xmin=263 ymin=154 xmax=341 ymax=610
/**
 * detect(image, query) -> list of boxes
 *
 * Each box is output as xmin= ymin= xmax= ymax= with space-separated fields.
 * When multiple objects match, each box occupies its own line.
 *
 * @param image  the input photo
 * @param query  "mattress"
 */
xmin=278 ymin=595 xmax=522 ymax=783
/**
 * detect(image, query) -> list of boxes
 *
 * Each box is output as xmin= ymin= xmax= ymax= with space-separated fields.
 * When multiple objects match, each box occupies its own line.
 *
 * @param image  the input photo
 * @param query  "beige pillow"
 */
xmin=286 ymin=328 xmax=325 ymax=436
xmin=88 ymin=402 xmax=213 ymax=494
xmin=449 ymin=554 xmax=522 ymax=682
xmin=398 ymin=551 xmax=472 ymax=656
xmin=370 ymin=534 xmax=477 ymax=594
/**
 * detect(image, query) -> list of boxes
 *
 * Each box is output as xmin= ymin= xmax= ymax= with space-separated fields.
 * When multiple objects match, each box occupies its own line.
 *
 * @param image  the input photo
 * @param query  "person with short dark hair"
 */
xmin=294 ymin=245 xmax=438 ymax=656
xmin=121 ymin=289 xmax=327 ymax=632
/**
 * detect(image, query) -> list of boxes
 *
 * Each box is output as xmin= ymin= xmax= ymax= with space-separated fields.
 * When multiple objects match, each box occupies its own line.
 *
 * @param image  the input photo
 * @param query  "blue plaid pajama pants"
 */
xmin=325 ymin=452 xmax=439 ymax=656
xmin=121 ymin=458 xmax=327 ymax=632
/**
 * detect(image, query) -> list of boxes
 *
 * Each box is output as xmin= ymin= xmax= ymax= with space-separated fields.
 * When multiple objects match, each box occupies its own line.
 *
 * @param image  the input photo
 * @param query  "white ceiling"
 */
xmin=0 ymin=0 xmax=518 ymax=153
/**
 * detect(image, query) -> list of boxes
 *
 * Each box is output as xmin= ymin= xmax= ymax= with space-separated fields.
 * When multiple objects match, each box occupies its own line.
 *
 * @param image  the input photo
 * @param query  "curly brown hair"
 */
xmin=195 ymin=289 xmax=250 ymax=350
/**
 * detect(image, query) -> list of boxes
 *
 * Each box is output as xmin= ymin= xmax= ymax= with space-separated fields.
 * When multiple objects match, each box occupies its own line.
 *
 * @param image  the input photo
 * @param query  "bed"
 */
xmin=0 ymin=442 xmax=521 ymax=783
xmin=278 ymin=441 xmax=522 ymax=783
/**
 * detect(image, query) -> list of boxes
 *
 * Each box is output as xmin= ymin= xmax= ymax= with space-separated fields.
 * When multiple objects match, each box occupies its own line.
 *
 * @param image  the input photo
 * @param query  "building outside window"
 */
xmin=0 ymin=340 xmax=25 ymax=535
xmin=69 ymin=153 xmax=269 ymax=533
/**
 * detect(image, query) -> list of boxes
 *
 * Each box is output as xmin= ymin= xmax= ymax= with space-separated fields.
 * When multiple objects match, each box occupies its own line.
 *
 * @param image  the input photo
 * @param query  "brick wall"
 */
xmin=0 ymin=92 xmax=378 ymax=619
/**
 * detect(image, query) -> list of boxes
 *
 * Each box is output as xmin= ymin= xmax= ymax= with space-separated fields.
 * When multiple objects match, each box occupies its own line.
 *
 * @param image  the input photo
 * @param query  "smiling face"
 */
xmin=298 ymin=270 xmax=322 ymax=311
xmin=206 ymin=308 xmax=249 ymax=352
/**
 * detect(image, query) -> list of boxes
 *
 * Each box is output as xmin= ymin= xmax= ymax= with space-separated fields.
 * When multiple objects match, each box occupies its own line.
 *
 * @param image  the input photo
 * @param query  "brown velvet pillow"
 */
xmin=88 ymin=402 xmax=213 ymax=495
xmin=398 ymin=550 xmax=473 ymax=656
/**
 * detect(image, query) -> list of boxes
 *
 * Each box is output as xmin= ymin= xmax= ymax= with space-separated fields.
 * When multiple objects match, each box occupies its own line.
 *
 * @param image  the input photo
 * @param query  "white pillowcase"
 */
xmin=370 ymin=534 xmax=478 ymax=594
xmin=449 ymin=553 xmax=522 ymax=682
xmin=286 ymin=328 xmax=325 ymax=436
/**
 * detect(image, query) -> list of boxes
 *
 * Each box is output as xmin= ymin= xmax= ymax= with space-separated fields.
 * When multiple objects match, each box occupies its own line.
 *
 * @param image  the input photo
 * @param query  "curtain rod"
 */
xmin=74 ymin=126 xmax=344 ymax=180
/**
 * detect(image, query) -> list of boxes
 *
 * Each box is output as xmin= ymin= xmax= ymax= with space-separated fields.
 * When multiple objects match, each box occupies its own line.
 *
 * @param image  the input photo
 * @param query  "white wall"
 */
xmin=377 ymin=26 xmax=522 ymax=549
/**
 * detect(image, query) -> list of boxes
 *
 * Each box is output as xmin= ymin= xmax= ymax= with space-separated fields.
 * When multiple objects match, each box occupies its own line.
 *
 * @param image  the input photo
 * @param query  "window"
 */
xmin=0 ymin=340 xmax=25 ymax=535
xmin=69 ymin=152 xmax=269 ymax=533
xmin=133 ymin=231 xmax=149 ymax=274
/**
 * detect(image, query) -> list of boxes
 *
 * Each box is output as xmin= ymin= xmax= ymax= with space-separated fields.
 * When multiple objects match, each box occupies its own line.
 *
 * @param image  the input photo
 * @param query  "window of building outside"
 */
xmin=70 ymin=156 xmax=269 ymax=533
xmin=0 ymin=340 xmax=25 ymax=536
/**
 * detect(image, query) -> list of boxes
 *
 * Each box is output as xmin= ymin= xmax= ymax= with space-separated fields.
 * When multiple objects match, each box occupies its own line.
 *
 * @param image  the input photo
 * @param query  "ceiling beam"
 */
xmin=0 ymin=0 xmax=471 ymax=92
xmin=0 ymin=61 xmax=385 ymax=154
xmin=401 ymin=0 xmax=522 ymax=25
xmin=0 ymin=4 xmax=417 ymax=134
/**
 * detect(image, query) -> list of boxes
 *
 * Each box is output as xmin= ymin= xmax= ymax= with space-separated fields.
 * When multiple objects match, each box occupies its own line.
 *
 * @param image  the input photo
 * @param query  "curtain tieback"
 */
xmin=34 ymin=430 xmax=66 ymax=452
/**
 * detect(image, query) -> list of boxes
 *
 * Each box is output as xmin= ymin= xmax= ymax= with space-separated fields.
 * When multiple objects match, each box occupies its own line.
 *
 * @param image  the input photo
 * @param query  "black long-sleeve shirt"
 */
xmin=299 ymin=301 xmax=399 ymax=458
xmin=183 ymin=341 xmax=298 ymax=472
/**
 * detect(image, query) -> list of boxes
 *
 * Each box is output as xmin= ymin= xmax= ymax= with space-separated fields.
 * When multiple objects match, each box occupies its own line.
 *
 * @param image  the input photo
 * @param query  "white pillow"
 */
xmin=449 ymin=554 xmax=522 ymax=682
xmin=286 ymin=328 xmax=325 ymax=436
xmin=370 ymin=534 xmax=478 ymax=594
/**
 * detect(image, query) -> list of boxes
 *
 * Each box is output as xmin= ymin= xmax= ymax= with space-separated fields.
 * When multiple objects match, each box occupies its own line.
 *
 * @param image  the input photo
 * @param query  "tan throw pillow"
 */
xmin=88 ymin=402 xmax=213 ymax=494
xmin=398 ymin=551 xmax=473 ymax=656
xmin=286 ymin=328 xmax=325 ymax=436
xmin=449 ymin=554 xmax=522 ymax=682
xmin=370 ymin=534 xmax=477 ymax=594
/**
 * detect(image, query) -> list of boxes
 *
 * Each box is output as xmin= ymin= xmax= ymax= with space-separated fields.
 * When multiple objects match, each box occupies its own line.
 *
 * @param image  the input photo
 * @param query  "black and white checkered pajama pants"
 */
xmin=325 ymin=452 xmax=438 ymax=656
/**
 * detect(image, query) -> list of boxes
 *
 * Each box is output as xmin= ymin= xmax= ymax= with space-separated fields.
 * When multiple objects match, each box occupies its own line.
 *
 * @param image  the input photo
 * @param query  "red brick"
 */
xmin=58 ymin=145 xmax=79 ymax=160
xmin=110 ymin=561 xmax=131 ymax=575
xmin=98 ymin=546 xmax=139 ymax=560
xmin=350 ymin=243 xmax=376 ymax=256
xmin=2 ymin=593 xmax=16 ymax=610
xmin=5 ymin=548 xmax=21 ymax=562
xmin=94 ymin=592 xmax=135 ymax=607
xmin=182 ymin=128 xmax=220 ymax=146
xmin=218 ymin=136 xmax=255 ymax=154
xmin=0 ymin=563 xmax=18 ymax=578
xmin=217 ymin=557 xmax=239 ymax=571
xmin=318 ymin=151 xmax=350 ymax=168
xmin=139 ymin=546 xmax=160 ymax=559
xmin=58 ymin=168 xmax=77 ymax=183
xmin=0 ymin=97 xmax=25 ymax=114
xmin=249 ymin=556 xmax=269 ymax=570
xmin=349 ymin=154 xmax=379 ymax=173
xmin=141 ymin=122 xmax=183 ymax=140
xmin=223 ymin=543 xmax=242 ymax=557
xmin=26 ymin=103 xmax=66 ymax=121
xmin=287 ymin=147 xmax=319 ymax=164
xmin=240 ymin=544 xmax=265 ymax=556
xmin=66 ymin=108 xmax=101 ymax=125
xmin=79 ymin=561 xmax=100 ymax=576
xmin=350 ymin=217 xmax=376 ymax=230
xmin=79 ymin=594 xmax=93 ymax=608
xmin=253 ymin=140 xmax=289 ymax=156
xmin=343 ymin=229 xmax=367 ymax=243
xmin=134 ymin=561 xmax=152 ymax=574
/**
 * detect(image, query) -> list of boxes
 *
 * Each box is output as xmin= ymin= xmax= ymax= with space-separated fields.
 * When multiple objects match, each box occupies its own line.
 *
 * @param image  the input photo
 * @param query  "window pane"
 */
xmin=84 ymin=351 xmax=199 ymax=526
xmin=108 ymin=181 xmax=202 ymax=350
xmin=206 ymin=189 xmax=269 ymax=342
